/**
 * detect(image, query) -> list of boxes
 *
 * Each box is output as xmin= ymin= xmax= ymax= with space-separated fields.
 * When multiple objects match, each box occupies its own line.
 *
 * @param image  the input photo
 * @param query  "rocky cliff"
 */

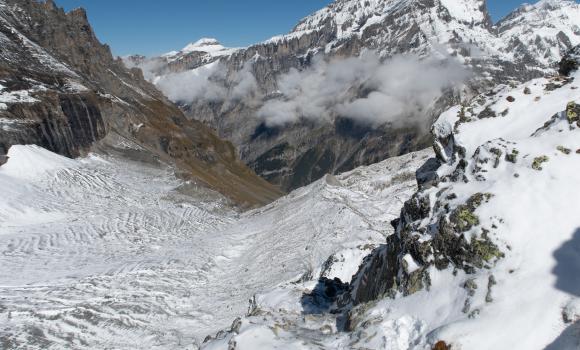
xmin=0 ymin=0 xmax=282 ymax=207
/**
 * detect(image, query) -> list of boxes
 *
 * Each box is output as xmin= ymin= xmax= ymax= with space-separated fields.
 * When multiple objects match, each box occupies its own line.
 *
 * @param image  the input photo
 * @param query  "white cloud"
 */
xmin=258 ymin=52 xmax=468 ymax=128
xmin=146 ymin=50 xmax=468 ymax=129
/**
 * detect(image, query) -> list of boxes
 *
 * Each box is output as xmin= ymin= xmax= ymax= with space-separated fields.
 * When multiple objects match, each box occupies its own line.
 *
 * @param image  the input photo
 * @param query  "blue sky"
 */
xmin=53 ymin=0 xmax=566 ymax=56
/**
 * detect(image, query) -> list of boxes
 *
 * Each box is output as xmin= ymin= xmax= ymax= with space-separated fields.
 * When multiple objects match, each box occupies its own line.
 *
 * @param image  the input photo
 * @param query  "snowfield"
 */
xmin=0 ymin=144 xmax=430 ymax=349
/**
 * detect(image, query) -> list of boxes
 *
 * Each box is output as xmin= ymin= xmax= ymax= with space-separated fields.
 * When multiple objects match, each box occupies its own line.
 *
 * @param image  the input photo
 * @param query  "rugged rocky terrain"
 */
xmin=129 ymin=0 xmax=580 ymax=191
xmin=201 ymin=44 xmax=580 ymax=350
xmin=0 ymin=0 xmax=281 ymax=207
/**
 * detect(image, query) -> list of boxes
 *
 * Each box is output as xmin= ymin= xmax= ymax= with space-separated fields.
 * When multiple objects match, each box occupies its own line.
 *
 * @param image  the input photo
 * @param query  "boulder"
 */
xmin=559 ymin=45 xmax=580 ymax=76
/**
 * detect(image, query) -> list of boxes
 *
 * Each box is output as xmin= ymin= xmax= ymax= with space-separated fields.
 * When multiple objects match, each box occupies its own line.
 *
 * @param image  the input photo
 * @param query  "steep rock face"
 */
xmin=132 ymin=0 xmax=580 ymax=192
xmin=0 ymin=0 xmax=281 ymax=207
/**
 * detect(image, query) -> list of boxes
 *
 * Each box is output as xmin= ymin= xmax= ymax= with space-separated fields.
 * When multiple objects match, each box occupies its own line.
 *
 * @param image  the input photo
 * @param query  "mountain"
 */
xmin=497 ymin=0 xmax=580 ymax=69
xmin=201 ymin=45 xmax=580 ymax=350
xmin=0 ymin=0 xmax=281 ymax=207
xmin=129 ymin=0 xmax=580 ymax=192
xmin=124 ymin=38 xmax=240 ymax=81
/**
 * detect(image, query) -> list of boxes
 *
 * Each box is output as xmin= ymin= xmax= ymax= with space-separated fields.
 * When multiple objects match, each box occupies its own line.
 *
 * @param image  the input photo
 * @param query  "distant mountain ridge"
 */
xmin=128 ymin=0 xmax=580 ymax=192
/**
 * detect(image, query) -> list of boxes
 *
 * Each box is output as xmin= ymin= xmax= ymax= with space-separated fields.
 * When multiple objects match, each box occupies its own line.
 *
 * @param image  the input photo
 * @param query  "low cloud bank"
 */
xmin=258 ymin=53 xmax=468 ymax=127
xmin=150 ymin=61 xmax=258 ymax=105
xmin=145 ymin=51 xmax=468 ymax=128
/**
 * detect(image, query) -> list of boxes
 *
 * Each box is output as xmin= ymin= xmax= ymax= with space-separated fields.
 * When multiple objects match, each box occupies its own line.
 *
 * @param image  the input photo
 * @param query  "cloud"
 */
xmin=123 ymin=56 xmax=170 ymax=82
xmin=142 ymin=50 xmax=468 ymax=130
xmin=153 ymin=62 xmax=227 ymax=102
xmin=258 ymin=52 xmax=468 ymax=128
xmin=152 ymin=61 xmax=258 ymax=106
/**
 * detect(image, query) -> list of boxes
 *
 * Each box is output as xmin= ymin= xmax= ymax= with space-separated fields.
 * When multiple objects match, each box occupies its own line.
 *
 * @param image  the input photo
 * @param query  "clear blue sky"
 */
xmin=52 ymin=0 xmax=570 ymax=57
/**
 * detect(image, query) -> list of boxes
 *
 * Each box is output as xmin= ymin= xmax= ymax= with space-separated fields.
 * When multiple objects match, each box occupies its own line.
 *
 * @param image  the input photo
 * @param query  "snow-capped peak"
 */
xmin=182 ymin=37 xmax=223 ymax=52
xmin=289 ymin=0 xmax=490 ymax=41
xmin=161 ymin=37 xmax=239 ymax=61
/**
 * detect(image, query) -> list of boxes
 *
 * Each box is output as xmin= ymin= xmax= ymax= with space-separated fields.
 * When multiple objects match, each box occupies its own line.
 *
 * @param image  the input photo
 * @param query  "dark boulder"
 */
xmin=416 ymin=157 xmax=441 ymax=189
xmin=559 ymin=45 xmax=580 ymax=76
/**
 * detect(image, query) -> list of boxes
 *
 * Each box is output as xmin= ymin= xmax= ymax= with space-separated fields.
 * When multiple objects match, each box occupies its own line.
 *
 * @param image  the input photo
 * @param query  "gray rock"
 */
xmin=559 ymin=45 xmax=580 ymax=76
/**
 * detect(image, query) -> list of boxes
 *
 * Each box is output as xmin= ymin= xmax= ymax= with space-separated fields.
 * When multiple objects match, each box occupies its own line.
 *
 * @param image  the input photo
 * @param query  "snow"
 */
xmin=0 ymin=144 xmax=431 ymax=349
xmin=424 ymin=70 xmax=580 ymax=350
xmin=316 ymin=70 xmax=580 ymax=350
xmin=0 ymin=145 xmax=77 ymax=180
xmin=64 ymin=79 xmax=90 ymax=92
xmin=439 ymin=0 xmax=487 ymax=23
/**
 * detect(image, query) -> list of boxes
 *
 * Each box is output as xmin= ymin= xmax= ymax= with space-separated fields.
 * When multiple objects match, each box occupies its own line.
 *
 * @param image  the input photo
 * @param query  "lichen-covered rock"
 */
xmin=557 ymin=146 xmax=572 ymax=155
xmin=532 ymin=155 xmax=549 ymax=170
xmin=347 ymin=182 xmax=501 ymax=307
xmin=505 ymin=148 xmax=519 ymax=163
xmin=566 ymin=101 xmax=580 ymax=124
xmin=344 ymin=120 xmax=505 ymax=309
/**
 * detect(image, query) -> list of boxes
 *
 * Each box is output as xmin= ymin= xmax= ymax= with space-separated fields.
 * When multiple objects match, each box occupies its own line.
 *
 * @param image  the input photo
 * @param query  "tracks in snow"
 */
xmin=0 ymin=147 xmax=431 ymax=349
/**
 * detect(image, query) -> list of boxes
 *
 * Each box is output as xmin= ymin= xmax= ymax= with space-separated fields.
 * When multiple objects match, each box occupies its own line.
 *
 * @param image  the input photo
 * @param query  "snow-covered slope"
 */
xmin=290 ymin=0 xmax=492 ymax=50
xmin=0 ymin=143 xmax=430 ymax=349
xmin=497 ymin=0 xmax=580 ymax=69
xmin=202 ymin=55 xmax=580 ymax=350
xmin=287 ymin=0 xmax=580 ymax=70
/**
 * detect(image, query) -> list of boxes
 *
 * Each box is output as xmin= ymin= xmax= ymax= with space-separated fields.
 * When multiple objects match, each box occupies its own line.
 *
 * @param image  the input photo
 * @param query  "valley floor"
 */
xmin=0 ymin=144 xmax=430 ymax=349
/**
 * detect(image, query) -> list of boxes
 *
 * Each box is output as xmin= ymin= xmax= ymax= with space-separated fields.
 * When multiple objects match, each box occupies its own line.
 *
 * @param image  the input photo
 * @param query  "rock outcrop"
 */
xmin=0 ymin=0 xmax=282 ymax=207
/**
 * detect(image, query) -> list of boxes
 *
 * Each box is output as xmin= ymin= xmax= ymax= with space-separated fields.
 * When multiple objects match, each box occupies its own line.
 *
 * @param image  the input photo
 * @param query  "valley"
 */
xmin=1 ymin=0 xmax=580 ymax=349
xmin=0 ymin=144 xmax=430 ymax=349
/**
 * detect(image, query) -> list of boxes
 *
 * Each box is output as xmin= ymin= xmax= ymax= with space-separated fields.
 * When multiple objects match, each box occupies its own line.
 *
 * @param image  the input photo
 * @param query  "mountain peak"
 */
xmin=175 ymin=38 xmax=237 ymax=56
xmin=187 ymin=37 xmax=222 ymax=48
